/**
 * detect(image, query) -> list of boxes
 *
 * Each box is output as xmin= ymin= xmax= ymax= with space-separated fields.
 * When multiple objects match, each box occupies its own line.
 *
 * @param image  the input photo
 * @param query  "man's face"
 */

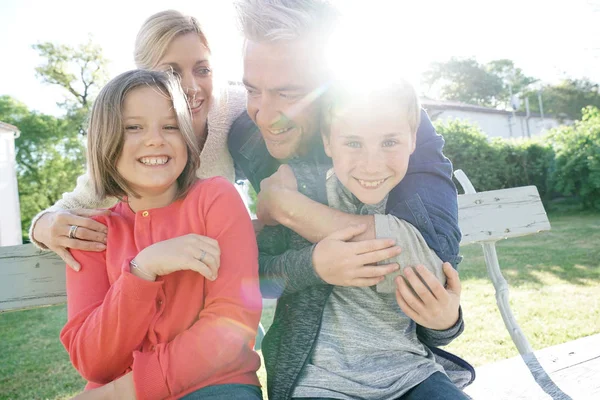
xmin=243 ymin=39 xmax=324 ymax=160
xmin=323 ymin=100 xmax=417 ymax=205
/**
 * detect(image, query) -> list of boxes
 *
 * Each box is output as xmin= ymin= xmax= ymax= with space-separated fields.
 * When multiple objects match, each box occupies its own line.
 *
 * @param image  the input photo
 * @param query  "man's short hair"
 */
xmin=235 ymin=0 xmax=338 ymax=42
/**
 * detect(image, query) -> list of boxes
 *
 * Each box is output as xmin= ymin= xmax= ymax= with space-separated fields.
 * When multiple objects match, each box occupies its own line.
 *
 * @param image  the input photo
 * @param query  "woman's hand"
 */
xmin=133 ymin=234 xmax=221 ymax=281
xmin=33 ymin=209 xmax=110 ymax=271
xmin=395 ymin=263 xmax=461 ymax=330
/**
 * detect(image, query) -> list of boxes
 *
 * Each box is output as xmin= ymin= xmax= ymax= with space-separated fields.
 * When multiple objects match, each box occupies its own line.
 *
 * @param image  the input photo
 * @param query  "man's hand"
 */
xmin=312 ymin=224 xmax=402 ymax=287
xmin=33 ymin=209 xmax=110 ymax=271
xmin=395 ymin=263 xmax=461 ymax=330
xmin=257 ymin=164 xmax=298 ymax=226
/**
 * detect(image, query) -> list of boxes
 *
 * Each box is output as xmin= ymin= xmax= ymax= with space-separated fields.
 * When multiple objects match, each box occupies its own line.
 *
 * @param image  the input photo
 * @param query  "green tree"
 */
xmin=0 ymin=96 xmax=86 ymax=238
xmin=486 ymin=59 xmax=538 ymax=109
xmin=422 ymin=58 xmax=505 ymax=107
xmin=32 ymin=35 xmax=109 ymax=132
xmin=525 ymin=79 xmax=600 ymax=121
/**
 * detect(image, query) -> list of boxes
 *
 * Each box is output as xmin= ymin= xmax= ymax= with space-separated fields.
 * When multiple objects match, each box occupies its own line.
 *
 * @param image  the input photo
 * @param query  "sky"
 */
xmin=1 ymin=0 xmax=599 ymax=117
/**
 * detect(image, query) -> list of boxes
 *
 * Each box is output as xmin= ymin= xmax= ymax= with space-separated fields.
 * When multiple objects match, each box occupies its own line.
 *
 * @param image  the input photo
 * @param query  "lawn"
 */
xmin=1 ymin=212 xmax=599 ymax=399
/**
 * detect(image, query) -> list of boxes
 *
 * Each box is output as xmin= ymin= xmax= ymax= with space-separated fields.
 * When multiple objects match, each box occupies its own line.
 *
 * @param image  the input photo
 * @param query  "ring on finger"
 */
xmin=68 ymin=225 xmax=79 ymax=239
xmin=199 ymin=250 xmax=207 ymax=263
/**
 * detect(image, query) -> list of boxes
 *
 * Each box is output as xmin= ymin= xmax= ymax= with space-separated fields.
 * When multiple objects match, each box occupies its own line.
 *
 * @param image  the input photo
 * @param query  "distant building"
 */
xmin=422 ymin=98 xmax=573 ymax=139
xmin=0 ymin=121 xmax=22 ymax=246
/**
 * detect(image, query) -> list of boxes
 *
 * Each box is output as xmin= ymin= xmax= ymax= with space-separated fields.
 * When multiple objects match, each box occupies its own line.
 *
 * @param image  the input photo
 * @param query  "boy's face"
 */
xmin=323 ymin=100 xmax=416 ymax=205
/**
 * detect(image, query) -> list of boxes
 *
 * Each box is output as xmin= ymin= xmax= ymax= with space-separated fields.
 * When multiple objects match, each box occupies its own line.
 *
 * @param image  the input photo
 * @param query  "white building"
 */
xmin=0 ymin=121 xmax=22 ymax=246
xmin=422 ymin=98 xmax=572 ymax=140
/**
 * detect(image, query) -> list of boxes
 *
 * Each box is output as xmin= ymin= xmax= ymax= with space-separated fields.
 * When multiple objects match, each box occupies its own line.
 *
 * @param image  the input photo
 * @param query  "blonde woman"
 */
xmin=61 ymin=69 xmax=262 ymax=399
xmin=30 ymin=10 xmax=246 ymax=271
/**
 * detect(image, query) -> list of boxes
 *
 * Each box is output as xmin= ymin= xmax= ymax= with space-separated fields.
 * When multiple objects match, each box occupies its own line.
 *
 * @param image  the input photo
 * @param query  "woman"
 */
xmin=61 ymin=69 xmax=262 ymax=399
xmin=29 ymin=10 xmax=246 ymax=270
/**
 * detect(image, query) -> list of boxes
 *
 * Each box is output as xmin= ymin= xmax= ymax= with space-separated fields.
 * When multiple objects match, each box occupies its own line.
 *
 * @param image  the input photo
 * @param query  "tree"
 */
xmin=7 ymin=37 xmax=109 ymax=239
xmin=422 ymin=58 xmax=504 ymax=107
xmin=486 ymin=59 xmax=538 ymax=109
xmin=0 ymin=96 xmax=86 ymax=238
xmin=32 ymin=36 xmax=109 ymax=132
xmin=524 ymin=78 xmax=600 ymax=121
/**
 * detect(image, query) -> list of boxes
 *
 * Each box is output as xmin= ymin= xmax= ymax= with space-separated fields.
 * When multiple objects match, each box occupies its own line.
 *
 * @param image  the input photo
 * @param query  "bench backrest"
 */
xmin=0 ymin=185 xmax=550 ymax=312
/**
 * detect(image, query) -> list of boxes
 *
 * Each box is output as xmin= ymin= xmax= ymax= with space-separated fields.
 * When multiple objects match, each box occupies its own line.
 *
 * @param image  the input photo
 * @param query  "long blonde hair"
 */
xmin=134 ymin=10 xmax=210 ymax=69
xmin=87 ymin=70 xmax=200 ymax=201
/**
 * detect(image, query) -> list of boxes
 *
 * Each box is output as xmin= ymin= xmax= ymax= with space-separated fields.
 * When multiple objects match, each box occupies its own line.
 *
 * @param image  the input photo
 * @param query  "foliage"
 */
xmin=524 ymin=78 xmax=600 ymax=121
xmin=0 ymin=96 xmax=85 ymax=239
xmin=32 ymin=36 xmax=109 ymax=133
xmin=422 ymin=58 xmax=600 ymax=121
xmin=435 ymin=119 xmax=555 ymax=202
xmin=548 ymin=106 xmax=600 ymax=210
xmin=422 ymin=58 xmax=504 ymax=107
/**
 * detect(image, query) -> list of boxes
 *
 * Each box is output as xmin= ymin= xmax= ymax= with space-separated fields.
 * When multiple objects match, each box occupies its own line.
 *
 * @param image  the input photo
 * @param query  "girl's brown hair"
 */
xmin=87 ymin=69 xmax=200 ymax=201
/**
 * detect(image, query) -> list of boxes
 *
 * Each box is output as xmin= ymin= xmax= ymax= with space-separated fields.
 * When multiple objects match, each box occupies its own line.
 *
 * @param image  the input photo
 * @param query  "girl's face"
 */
xmin=156 ymin=33 xmax=213 ymax=140
xmin=116 ymin=86 xmax=188 ymax=209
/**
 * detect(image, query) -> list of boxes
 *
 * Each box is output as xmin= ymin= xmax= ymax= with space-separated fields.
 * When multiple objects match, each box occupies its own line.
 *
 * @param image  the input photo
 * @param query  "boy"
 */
xmin=258 ymin=81 xmax=471 ymax=399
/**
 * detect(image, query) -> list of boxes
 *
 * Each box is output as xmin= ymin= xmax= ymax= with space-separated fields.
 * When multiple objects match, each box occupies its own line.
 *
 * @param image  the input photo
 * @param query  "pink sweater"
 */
xmin=60 ymin=177 xmax=262 ymax=399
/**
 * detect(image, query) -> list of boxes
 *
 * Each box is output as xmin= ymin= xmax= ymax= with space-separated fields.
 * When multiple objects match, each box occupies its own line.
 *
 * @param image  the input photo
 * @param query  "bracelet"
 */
xmin=129 ymin=258 xmax=156 ymax=280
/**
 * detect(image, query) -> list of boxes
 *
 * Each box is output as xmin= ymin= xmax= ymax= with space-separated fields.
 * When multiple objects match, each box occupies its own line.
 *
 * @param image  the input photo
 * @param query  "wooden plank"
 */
xmin=0 ymin=244 xmax=65 ymax=312
xmin=458 ymin=186 xmax=551 ymax=245
xmin=465 ymin=333 xmax=600 ymax=399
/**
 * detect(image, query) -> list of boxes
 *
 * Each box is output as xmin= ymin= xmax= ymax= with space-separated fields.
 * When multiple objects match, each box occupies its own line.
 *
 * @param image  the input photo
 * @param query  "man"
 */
xmin=228 ymin=1 xmax=473 ymax=399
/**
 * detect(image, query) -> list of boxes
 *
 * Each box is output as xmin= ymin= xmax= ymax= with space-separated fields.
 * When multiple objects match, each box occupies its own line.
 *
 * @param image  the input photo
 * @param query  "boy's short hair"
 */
xmin=87 ymin=69 xmax=200 ymax=201
xmin=321 ymin=80 xmax=422 ymax=138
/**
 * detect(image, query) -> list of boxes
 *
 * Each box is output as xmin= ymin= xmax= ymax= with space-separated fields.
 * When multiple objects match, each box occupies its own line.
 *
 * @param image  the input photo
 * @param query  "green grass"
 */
xmin=1 ymin=212 xmax=599 ymax=399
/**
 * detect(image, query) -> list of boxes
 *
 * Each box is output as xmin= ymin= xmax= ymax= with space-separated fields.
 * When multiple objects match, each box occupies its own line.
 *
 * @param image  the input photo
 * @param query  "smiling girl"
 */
xmin=60 ymin=70 xmax=262 ymax=400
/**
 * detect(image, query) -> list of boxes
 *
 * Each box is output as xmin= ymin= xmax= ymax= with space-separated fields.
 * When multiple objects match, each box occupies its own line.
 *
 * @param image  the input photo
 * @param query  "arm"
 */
xmin=130 ymin=181 xmax=262 ymax=400
xmin=257 ymin=224 xmax=325 ymax=298
xmin=373 ymin=214 xmax=464 ymax=345
xmin=60 ymin=246 xmax=163 ymax=384
xmin=416 ymin=307 xmax=464 ymax=347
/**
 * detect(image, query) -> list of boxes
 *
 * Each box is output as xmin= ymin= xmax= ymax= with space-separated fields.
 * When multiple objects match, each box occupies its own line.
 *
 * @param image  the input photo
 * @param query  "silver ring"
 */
xmin=68 ymin=225 xmax=79 ymax=239
xmin=199 ymin=250 xmax=206 ymax=263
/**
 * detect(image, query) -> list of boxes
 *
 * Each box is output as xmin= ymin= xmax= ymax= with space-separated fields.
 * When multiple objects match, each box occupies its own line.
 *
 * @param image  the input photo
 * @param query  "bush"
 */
xmin=549 ymin=106 xmax=600 ymax=210
xmin=435 ymin=119 xmax=555 ymax=203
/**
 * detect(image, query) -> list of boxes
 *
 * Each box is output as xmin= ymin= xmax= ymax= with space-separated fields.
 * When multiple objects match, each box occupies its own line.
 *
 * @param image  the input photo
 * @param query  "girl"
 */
xmin=30 ymin=10 xmax=245 ymax=271
xmin=61 ymin=69 xmax=262 ymax=400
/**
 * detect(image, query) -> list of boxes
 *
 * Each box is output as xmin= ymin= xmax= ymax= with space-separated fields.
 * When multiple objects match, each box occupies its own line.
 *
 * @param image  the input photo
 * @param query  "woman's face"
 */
xmin=156 ymin=33 xmax=213 ymax=140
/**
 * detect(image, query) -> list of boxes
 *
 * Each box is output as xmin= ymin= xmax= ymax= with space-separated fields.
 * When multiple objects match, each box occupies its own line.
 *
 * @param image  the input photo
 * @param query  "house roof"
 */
xmin=0 ymin=121 xmax=20 ymax=134
xmin=420 ymin=97 xmax=551 ymax=118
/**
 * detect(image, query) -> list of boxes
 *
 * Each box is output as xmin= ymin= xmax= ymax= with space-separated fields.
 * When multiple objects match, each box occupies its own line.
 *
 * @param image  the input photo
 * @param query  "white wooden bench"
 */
xmin=0 ymin=170 xmax=583 ymax=398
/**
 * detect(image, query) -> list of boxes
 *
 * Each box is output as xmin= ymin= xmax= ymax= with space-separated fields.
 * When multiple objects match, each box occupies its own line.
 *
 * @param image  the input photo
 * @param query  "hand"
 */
xmin=133 ymin=234 xmax=221 ymax=281
xmin=33 ymin=209 xmax=110 ymax=271
xmin=256 ymin=164 xmax=298 ymax=226
xmin=312 ymin=224 xmax=402 ymax=287
xmin=395 ymin=263 xmax=461 ymax=330
xmin=70 ymin=372 xmax=135 ymax=400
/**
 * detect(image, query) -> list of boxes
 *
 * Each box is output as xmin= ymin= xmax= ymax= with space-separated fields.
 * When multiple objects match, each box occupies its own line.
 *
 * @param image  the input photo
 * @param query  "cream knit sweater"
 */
xmin=29 ymin=84 xmax=247 ymax=249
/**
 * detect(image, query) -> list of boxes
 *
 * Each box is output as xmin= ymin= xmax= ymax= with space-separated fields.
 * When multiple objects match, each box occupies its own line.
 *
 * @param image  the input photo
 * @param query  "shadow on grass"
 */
xmin=458 ymin=212 xmax=600 ymax=288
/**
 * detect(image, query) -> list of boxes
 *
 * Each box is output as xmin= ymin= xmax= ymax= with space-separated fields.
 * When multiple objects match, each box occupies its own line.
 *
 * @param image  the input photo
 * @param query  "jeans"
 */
xmin=292 ymin=372 xmax=469 ymax=400
xmin=180 ymin=383 xmax=262 ymax=400
xmin=400 ymin=372 xmax=470 ymax=400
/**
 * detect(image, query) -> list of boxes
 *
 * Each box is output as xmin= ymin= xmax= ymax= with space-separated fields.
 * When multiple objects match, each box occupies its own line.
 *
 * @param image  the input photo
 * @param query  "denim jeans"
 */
xmin=400 ymin=372 xmax=470 ymax=400
xmin=180 ymin=383 xmax=262 ymax=400
xmin=292 ymin=372 xmax=469 ymax=400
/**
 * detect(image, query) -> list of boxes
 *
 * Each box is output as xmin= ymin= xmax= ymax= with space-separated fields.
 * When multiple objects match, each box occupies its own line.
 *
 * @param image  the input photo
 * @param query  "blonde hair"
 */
xmin=87 ymin=70 xmax=200 ymax=201
xmin=322 ymin=80 xmax=422 ymax=138
xmin=134 ymin=10 xmax=210 ymax=69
